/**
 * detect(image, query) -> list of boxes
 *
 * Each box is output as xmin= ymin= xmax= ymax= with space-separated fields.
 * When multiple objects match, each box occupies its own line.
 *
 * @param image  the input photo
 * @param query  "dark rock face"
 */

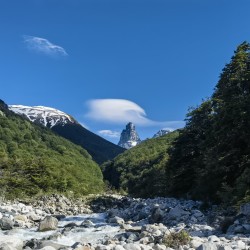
xmin=118 ymin=122 xmax=141 ymax=149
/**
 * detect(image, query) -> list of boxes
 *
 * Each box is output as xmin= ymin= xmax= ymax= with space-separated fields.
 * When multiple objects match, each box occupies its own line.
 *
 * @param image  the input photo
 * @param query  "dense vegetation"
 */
xmin=52 ymin=123 xmax=125 ymax=164
xmin=166 ymin=42 xmax=250 ymax=204
xmin=0 ymin=100 xmax=104 ymax=199
xmin=102 ymin=131 xmax=179 ymax=198
xmin=102 ymin=42 xmax=250 ymax=205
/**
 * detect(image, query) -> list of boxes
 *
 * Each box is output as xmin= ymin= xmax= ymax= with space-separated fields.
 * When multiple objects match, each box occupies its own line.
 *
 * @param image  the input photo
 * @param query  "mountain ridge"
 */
xmin=10 ymin=104 xmax=125 ymax=164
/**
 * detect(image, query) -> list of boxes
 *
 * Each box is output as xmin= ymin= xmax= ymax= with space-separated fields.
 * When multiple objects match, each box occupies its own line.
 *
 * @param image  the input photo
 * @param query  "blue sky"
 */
xmin=1 ymin=0 xmax=250 ymax=143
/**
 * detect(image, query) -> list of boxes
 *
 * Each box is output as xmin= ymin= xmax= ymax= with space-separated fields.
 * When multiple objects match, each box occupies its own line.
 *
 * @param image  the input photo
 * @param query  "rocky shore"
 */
xmin=0 ymin=194 xmax=249 ymax=250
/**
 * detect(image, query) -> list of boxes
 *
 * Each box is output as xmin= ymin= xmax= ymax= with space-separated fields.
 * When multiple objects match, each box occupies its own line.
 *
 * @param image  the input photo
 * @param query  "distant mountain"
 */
xmin=118 ymin=122 xmax=141 ymax=149
xmin=153 ymin=129 xmax=172 ymax=138
xmin=9 ymin=105 xmax=125 ymax=164
xmin=9 ymin=105 xmax=76 ymax=128
xmin=0 ymin=100 xmax=104 ymax=198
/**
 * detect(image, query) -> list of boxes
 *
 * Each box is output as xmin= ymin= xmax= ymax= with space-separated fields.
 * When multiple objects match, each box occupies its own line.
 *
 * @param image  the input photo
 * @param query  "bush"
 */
xmin=163 ymin=230 xmax=190 ymax=248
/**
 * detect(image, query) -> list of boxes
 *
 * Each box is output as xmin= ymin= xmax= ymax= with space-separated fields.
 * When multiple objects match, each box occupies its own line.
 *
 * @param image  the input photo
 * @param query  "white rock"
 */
xmin=108 ymin=216 xmax=125 ymax=225
xmin=113 ymin=245 xmax=126 ymax=250
xmin=196 ymin=242 xmax=217 ymax=250
xmin=0 ymin=236 xmax=23 ymax=250
xmin=190 ymin=237 xmax=204 ymax=248
xmin=152 ymin=244 xmax=167 ymax=250
xmin=123 ymin=243 xmax=141 ymax=250
xmin=39 ymin=247 xmax=57 ymax=250
xmin=208 ymin=235 xmax=220 ymax=243
xmin=35 ymin=208 xmax=44 ymax=215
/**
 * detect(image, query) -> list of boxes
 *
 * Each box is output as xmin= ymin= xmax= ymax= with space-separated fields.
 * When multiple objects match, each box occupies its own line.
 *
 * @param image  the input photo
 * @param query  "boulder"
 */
xmin=168 ymin=207 xmax=190 ymax=220
xmin=240 ymin=203 xmax=250 ymax=216
xmin=38 ymin=216 xmax=58 ymax=232
xmin=0 ymin=236 xmax=23 ymax=250
xmin=14 ymin=214 xmax=28 ymax=222
xmin=218 ymin=246 xmax=233 ymax=250
xmin=149 ymin=207 xmax=164 ymax=223
xmin=0 ymin=217 xmax=14 ymax=230
xmin=123 ymin=243 xmax=141 ymax=250
xmin=196 ymin=243 xmax=218 ymax=250
xmin=108 ymin=216 xmax=125 ymax=225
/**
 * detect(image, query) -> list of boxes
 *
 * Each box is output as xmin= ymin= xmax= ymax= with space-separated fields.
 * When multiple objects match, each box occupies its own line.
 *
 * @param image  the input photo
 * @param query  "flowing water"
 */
xmin=0 ymin=213 xmax=121 ymax=246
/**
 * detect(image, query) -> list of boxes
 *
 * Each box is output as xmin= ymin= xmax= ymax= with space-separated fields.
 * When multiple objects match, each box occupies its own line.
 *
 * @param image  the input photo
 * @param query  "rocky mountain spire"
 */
xmin=118 ymin=122 xmax=141 ymax=149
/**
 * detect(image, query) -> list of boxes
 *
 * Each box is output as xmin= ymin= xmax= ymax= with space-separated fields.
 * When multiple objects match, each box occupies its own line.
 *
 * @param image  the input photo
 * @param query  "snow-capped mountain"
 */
xmin=9 ymin=105 xmax=76 ymax=128
xmin=118 ymin=122 xmax=141 ymax=149
xmin=153 ymin=129 xmax=172 ymax=138
xmin=9 ymin=104 xmax=125 ymax=164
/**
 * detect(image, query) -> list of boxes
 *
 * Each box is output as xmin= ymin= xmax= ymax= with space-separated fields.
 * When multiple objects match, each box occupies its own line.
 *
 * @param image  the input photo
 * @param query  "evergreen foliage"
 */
xmin=0 ymin=100 xmax=104 ymax=199
xmin=102 ymin=131 xmax=179 ymax=197
xmin=166 ymin=42 xmax=250 ymax=204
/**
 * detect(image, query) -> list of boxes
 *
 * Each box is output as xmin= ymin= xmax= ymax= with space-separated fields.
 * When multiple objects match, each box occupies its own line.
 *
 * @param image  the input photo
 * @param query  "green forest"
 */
xmin=102 ymin=131 xmax=178 ymax=198
xmin=102 ymin=42 xmax=250 ymax=205
xmin=0 ymin=101 xmax=104 ymax=199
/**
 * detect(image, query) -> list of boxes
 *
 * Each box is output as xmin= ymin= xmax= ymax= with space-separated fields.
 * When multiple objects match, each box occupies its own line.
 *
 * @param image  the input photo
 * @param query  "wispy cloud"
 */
xmin=85 ymin=99 xmax=185 ymax=129
xmin=23 ymin=35 xmax=68 ymax=56
xmin=98 ymin=130 xmax=120 ymax=138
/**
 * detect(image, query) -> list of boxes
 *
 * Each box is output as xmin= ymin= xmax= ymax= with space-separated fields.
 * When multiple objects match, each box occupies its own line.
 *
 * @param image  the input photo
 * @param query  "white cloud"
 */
xmin=23 ymin=35 xmax=68 ymax=56
xmin=85 ymin=99 xmax=185 ymax=129
xmin=98 ymin=130 xmax=120 ymax=138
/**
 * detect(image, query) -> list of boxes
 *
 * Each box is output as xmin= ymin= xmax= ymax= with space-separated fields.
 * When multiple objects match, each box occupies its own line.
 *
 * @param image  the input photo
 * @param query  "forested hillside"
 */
xmin=102 ymin=131 xmax=178 ymax=198
xmin=166 ymin=42 xmax=250 ymax=204
xmin=103 ymin=42 xmax=250 ymax=205
xmin=0 ymin=100 xmax=104 ymax=198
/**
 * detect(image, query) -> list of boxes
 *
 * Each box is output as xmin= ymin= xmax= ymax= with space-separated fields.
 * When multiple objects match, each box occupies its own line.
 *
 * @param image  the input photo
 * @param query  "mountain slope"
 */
xmin=0 ymin=100 xmax=104 ymax=198
xmin=102 ymin=131 xmax=179 ymax=198
xmin=52 ymin=123 xmax=126 ymax=164
xmin=9 ymin=105 xmax=125 ymax=164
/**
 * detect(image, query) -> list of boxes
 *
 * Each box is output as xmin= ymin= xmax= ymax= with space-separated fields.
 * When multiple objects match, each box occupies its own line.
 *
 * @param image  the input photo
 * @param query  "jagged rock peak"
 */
xmin=118 ymin=122 xmax=141 ymax=149
xmin=9 ymin=105 xmax=77 ymax=128
xmin=153 ymin=129 xmax=172 ymax=138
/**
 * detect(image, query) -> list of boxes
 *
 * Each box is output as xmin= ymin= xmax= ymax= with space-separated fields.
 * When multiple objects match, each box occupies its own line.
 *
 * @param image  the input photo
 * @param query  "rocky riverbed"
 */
xmin=0 ymin=194 xmax=250 ymax=250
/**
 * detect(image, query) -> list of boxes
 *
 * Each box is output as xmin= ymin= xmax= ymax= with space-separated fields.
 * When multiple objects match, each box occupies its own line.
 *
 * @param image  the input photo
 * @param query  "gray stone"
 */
xmin=108 ymin=216 xmax=125 ymax=225
xmin=123 ymin=243 xmax=141 ymax=250
xmin=0 ymin=217 xmax=14 ymax=230
xmin=168 ymin=207 xmax=190 ymax=220
xmin=152 ymin=244 xmax=167 ymax=250
xmin=242 ymin=224 xmax=250 ymax=233
xmin=149 ymin=207 xmax=164 ymax=223
xmin=240 ymin=203 xmax=250 ymax=216
xmin=38 ymin=216 xmax=58 ymax=232
xmin=81 ymin=219 xmax=94 ymax=228
xmin=218 ymin=246 xmax=232 ymax=250
xmin=196 ymin=242 xmax=217 ymax=250
xmin=234 ymin=225 xmax=244 ymax=234
xmin=39 ymin=241 xmax=67 ymax=250
xmin=113 ymin=246 xmax=126 ymax=250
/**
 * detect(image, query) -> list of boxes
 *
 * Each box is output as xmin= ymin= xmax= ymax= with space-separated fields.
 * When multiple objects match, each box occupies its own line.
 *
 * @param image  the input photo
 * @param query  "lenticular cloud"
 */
xmin=85 ymin=99 xmax=185 ymax=128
